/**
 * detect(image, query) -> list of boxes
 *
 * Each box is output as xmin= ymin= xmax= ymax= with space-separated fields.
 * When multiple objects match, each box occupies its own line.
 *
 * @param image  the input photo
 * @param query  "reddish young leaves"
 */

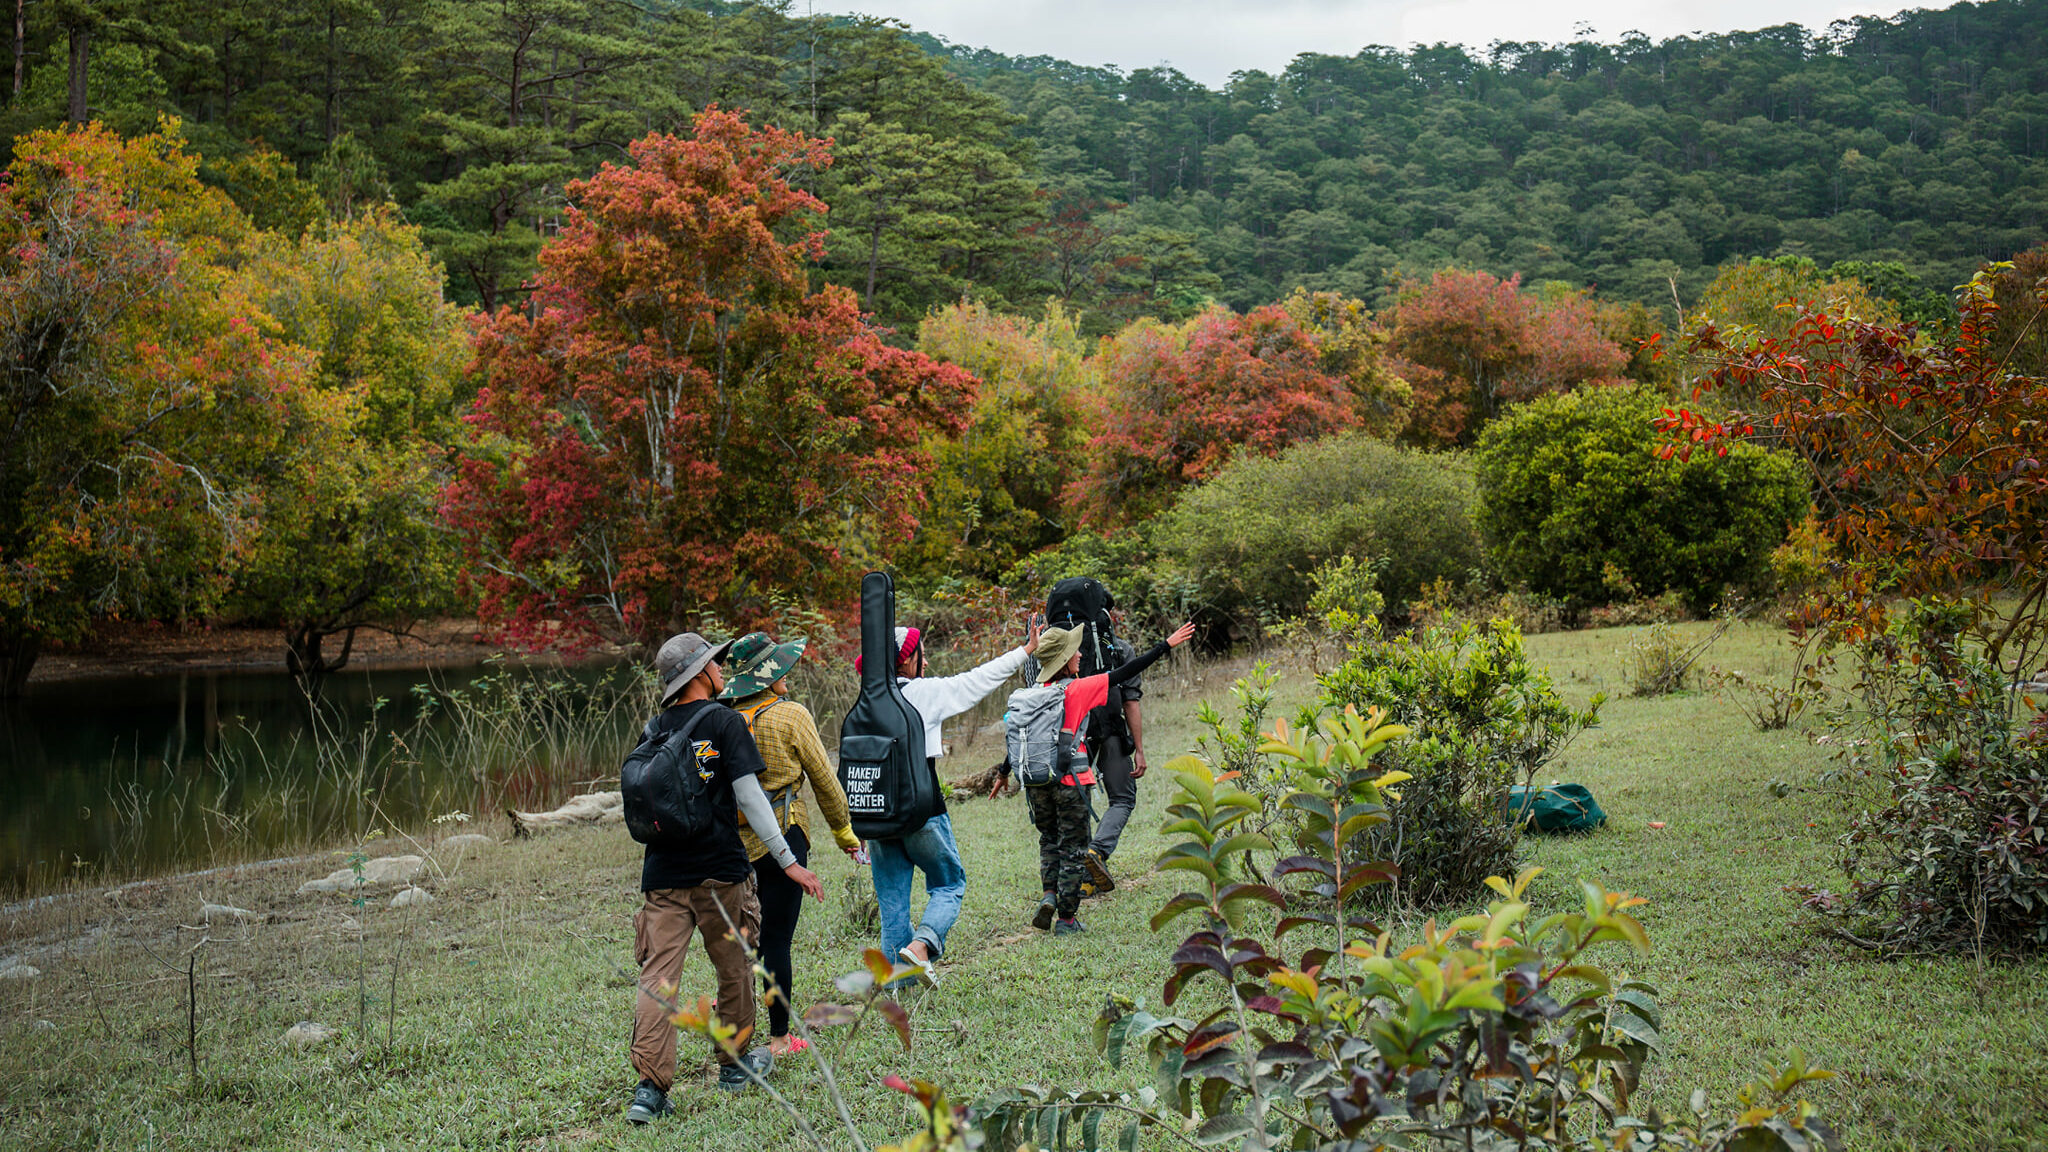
xmin=1384 ymin=269 xmax=1629 ymax=447
xmin=1069 ymin=304 xmax=1368 ymax=528
xmin=1675 ymin=264 xmax=2048 ymax=668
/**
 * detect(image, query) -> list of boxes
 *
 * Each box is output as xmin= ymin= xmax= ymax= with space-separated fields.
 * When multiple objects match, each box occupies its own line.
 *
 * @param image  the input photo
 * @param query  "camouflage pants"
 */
xmin=1026 ymin=781 xmax=1091 ymax=919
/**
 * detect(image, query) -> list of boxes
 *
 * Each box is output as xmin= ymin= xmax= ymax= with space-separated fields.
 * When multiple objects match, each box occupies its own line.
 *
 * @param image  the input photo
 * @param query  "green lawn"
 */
xmin=2 ymin=622 xmax=2043 ymax=1150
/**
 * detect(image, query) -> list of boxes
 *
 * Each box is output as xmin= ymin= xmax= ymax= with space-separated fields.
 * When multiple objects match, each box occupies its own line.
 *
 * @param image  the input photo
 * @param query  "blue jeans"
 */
xmin=871 ymin=812 xmax=965 ymax=963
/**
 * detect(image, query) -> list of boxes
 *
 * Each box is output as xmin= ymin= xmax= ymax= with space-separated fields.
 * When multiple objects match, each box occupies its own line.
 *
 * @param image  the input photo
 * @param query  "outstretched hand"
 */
xmin=1166 ymin=621 xmax=1197 ymax=648
xmin=786 ymin=862 xmax=825 ymax=901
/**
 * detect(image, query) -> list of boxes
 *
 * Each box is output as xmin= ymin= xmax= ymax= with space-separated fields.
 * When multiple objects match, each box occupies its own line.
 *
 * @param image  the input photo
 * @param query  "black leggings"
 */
xmin=750 ymin=825 xmax=811 ymax=1038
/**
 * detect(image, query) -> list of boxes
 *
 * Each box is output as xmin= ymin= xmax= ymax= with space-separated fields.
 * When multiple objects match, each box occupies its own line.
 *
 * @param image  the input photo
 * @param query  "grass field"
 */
xmin=2 ymin=621 xmax=2043 ymax=1150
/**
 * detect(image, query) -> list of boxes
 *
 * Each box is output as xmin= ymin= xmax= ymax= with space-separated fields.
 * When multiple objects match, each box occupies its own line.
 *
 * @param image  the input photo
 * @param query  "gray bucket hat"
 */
xmin=655 ymin=632 xmax=735 ymax=704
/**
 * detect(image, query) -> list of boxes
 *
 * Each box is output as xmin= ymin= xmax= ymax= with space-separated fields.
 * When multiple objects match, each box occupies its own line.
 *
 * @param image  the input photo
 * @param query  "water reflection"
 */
xmin=0 ymin=660 xmax=645 ymax=896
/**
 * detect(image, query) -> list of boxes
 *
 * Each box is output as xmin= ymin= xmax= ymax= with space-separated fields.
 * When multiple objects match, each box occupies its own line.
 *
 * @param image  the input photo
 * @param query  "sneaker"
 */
xmin=625 ymin=1081 xmax=672 ymax=1124
xmin=716 ymin=1046 xmax=774 ymax=1093
xmin=1083 ymin=850 xmax=1116 ymax=894
xmin=1031 ymin=894 xmax=1056 ymax=931
xmin=1054 ymin=916 xmax=1087 ymax=936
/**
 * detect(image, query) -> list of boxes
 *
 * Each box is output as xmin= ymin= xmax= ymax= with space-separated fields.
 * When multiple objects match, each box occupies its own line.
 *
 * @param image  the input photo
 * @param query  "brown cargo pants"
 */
xmin=630 ymin=878 xmax=762 ymax=1091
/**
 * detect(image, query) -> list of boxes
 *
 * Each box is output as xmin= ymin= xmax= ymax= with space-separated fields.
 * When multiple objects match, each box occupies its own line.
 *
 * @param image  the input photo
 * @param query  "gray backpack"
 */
xmin=1004 ymin=684 xmax=1074 ymax=787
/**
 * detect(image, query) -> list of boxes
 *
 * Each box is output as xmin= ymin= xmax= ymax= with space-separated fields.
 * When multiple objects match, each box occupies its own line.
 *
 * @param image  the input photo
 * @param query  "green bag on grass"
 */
xmin=1506 ymin=783 xmax=1607 ymax=833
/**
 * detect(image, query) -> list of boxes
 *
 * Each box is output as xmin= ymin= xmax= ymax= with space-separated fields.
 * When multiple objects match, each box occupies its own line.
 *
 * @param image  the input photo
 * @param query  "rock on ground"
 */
xmin=389 ymin=886 xmax=434 ymax=909
xmin=200 ymin=902 xmax=260 ymax=923
xmin=0 ymin=964 xmax=41 ymax=980
xmin=510 ymin=791 xmax=622 ymax=837
xmin=297 ymin=854 xmax=425 ymax=894
xmin=439 ymin=833 xmax=494 ymax=851
xmin=283 ymin=1021 xmax=337 ymax=1047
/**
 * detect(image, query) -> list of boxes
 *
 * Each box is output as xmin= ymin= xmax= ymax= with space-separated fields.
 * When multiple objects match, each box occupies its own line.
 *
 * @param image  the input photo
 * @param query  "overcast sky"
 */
xmin=818 ymin=0 xmax=1909 ymax=87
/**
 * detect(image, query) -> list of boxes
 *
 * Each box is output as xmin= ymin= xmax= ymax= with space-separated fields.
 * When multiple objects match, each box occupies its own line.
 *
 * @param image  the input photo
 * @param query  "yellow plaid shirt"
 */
xmin=731 ymin=691 xmax=861 ymax=861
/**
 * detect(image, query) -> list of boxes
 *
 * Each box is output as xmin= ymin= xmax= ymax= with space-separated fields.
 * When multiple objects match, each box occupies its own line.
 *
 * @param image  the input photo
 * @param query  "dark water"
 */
xmin=0 ymin=661 xmax=642 ymax=896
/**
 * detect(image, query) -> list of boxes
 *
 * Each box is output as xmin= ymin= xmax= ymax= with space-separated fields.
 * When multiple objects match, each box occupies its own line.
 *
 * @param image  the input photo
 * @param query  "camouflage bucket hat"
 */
xmin=718 ymin=631 xmax=808 ymax=700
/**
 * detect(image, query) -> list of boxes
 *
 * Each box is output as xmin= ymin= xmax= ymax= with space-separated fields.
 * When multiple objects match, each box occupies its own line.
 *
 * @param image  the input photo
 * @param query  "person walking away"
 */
xmin=1082 ymin=607 xmax=1148 ymax=894
xmin=719 ymin=631 xmax=863 ymax=1058
xmin=626 ymin=633 xmax=825 ymax=1125
xmin=859 ymin=623 xmax=1037 ymax=977
xmin=1006 ymin=620 xmax=1194 ymax=935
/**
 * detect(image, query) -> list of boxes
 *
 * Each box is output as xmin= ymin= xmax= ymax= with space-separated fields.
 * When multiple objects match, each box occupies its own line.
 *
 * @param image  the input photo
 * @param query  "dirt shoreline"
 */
xmin=25 ymin=617 xmax=632 ymax=684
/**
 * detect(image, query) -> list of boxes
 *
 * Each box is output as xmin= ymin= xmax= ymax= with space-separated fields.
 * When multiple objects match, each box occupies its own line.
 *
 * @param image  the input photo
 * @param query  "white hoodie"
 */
xmin=898 ymin=646 xmax=1029 ymax=758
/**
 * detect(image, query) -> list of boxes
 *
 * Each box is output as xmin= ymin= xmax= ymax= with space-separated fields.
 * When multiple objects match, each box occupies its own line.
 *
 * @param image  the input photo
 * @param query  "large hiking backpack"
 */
xmin=1046 ymin=577 xmax=1117 ymax=677
xmin=1003 ymin=684 xmax=1074 ymax=787
xmin=1046 ymin=576 xmax=1130 ymax=754
xmin=619 ymin=706 xmax=722 ymax=848
xmin=838 ymin=571 xmax=938 ymax=839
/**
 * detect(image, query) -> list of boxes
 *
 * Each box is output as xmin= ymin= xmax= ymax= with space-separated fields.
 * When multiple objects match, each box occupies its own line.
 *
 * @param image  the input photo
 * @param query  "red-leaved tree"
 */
xmin=1070 ymin=304 xmax=1364 ymax=528
xmin=1386 ymin=269 xmax=1629 ymax=447
xmin=443 ymin=110 xmax=977 ymax=647
xmin=1661 ymin=264 xmax=2048 ymax=680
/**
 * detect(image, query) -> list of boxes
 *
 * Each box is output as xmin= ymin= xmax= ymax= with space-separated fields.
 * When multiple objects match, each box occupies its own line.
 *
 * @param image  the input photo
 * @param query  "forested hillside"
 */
xmin=5 ymin=0 xmax=2041 ymax=333
xmin=942 ymin=1 xmax=2048 ymax=318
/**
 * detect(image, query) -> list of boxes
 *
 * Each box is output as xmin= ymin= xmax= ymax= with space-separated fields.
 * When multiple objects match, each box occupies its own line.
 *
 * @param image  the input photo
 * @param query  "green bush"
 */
xmin=1797 ymin=599 xmax=2048 ymax=953
xmin=1318 ymin=618 xmax=1603 ymax=908
xmin=1150 ymin=432 xmax=1480 ymax=629
xmin=1474 ymin=385 xmax=1807 ymax=614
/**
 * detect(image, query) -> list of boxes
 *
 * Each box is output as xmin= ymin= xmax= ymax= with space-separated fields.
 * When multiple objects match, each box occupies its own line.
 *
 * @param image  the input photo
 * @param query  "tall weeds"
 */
xmin=58 ymin=662 xmax=654 ymax=895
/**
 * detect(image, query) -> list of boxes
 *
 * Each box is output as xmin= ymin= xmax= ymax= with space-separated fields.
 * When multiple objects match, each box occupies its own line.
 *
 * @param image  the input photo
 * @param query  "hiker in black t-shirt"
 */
xmin=626 ymin=633 xmax=824 ymax=1125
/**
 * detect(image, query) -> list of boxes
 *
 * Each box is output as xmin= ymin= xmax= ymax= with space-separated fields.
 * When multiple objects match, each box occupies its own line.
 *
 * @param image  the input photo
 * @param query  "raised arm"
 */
xmin=1105 ymin=621 xmax=1196 ymax=687
xmin=902 ymin=644 xmax=1030 ymax=723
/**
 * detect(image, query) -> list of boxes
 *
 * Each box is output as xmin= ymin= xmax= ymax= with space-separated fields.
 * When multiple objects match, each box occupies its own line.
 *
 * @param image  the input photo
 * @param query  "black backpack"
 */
xmin=839 ymin=571 xmax=939 ymax=839
xmin=1046 ymin=577 xmax=1117 ymax=677
xmin=619 ymin=706 xmax=722 ymax=848
xmin=1046 ymin=576 xmax=1133 ymax=755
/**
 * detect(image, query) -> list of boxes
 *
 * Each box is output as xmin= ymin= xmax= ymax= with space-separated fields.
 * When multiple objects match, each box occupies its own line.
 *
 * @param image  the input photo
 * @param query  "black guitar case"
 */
xmin=838 ymin=570 xmax=938 ymax=840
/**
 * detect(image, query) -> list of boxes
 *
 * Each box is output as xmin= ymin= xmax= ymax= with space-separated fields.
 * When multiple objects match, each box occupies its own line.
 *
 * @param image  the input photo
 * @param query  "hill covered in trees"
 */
xmin=941 ymin=0 xmax=2047 ymax=321
xmin=5 ymin=0 xmax=2040 ymax=333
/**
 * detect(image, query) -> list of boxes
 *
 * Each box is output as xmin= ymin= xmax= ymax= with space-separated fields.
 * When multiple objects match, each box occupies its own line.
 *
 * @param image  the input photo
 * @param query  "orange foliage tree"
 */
xmin=1069 ymin=303 xmax=1377 ymax=529
xmin=1385 ymin=269 xmax=1629 ymax=447
xmin=442 ymin=110 xmax=977 ymax=647
xmin=0 ymin=123 xmax=304 ymax=694
xmin=1662 ymin=264 xmax=2048 ymax=682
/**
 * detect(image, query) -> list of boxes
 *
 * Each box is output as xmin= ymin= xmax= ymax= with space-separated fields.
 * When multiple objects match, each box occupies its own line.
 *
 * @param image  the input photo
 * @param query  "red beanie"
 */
xmin=855 ymin=626 xmax=921 ymax=675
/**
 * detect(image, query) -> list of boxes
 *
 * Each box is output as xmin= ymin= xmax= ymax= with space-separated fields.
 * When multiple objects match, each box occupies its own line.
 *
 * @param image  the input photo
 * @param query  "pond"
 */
xmin=0 ymin=660 xmax=650 ymax=897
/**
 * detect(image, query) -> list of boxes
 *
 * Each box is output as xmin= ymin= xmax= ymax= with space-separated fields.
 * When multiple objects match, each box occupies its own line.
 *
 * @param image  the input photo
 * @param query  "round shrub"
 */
xmin=1151 ymin=433 xmax=1480 ymax=626
xmin=1473 ymin=386 xmax=1807 ymax=614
